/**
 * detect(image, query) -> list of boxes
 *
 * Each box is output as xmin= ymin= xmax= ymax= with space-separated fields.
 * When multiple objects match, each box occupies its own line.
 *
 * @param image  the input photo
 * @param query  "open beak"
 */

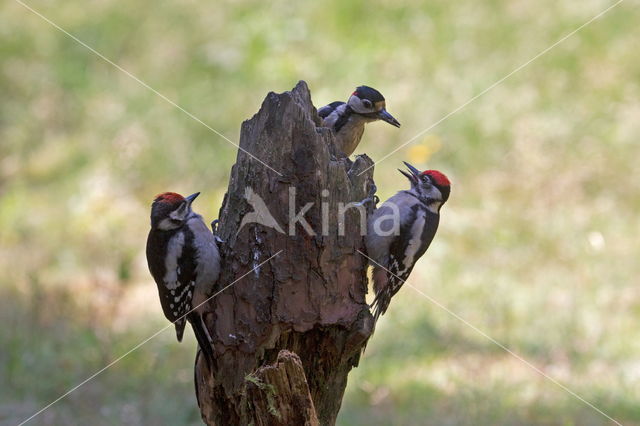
xmin=185 ymin=192 xmax=200 ymax=206
xmin=378 ymin=109 xmax=401 ymax=128
xmin=403 ymin=161 xmax=421 ymax=176
xmin=398 ymin=162 xmax=421 ymax=185
xmin=398 ymin=162 xmax=418 ymax=184
xmin=398 ymin=169 xmax=416 ymax=182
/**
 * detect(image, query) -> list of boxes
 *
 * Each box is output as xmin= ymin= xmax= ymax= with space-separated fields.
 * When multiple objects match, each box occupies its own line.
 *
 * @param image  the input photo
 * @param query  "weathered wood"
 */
xmin=245 ymin=350 xmax=319 ymax=426
xmin=195 ymin=81 xmax=375 ymax=425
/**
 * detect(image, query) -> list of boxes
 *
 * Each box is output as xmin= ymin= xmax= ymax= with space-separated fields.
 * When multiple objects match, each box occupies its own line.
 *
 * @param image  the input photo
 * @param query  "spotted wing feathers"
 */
xmin=370 ymin=256 xmax=410 ymax=322
xmin=318 ymin=101 xmax=345 ymax=119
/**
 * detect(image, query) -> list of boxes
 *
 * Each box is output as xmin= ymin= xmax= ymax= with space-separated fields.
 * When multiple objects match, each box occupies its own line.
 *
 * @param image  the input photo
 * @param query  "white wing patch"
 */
xmin=397 ymin=209 xmax=426 ymax=277
xmin=322 ymin=104 xmax=348 ymax=128
xmin=163 ymin=232 xmax=185 ymax=290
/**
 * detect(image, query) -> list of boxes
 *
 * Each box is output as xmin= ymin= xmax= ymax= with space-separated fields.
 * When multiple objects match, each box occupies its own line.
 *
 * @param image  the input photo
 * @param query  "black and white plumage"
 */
xmin=146 ymin=192 xmax=221 ymax=369
xmin=318 ymin=85 xmax=400 ymax=157
xmin=365 ymin=162 xmax=450 ymax=322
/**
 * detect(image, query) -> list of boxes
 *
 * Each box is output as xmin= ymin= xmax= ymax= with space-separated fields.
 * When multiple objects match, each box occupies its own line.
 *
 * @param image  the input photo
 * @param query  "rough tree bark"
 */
xmin=195 ymin=81 xmax=376 ymax=425
xmin=245 ymin=350 xmax=319 ymax=426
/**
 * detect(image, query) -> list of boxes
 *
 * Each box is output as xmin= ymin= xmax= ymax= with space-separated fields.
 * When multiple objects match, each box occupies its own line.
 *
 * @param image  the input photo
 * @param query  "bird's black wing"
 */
xmin=173 ymin=231 xmax=198 ymax=341
xmin=371 ymin=204 xmax=436 ymax=321
xmin=318 ymin=101 xmax=345 ymax=119
xmin=145 ymin=228 xmax=196 ymax=341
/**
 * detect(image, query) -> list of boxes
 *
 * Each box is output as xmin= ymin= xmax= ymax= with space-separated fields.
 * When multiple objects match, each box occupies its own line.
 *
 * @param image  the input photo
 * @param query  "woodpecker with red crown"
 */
xmin=146 ymin=192 xmax=220 ymax=369
xmin=365 ymin=162 xmax=451 ymax=322
xmin=318 ymin=85 xmax=400 ymax=157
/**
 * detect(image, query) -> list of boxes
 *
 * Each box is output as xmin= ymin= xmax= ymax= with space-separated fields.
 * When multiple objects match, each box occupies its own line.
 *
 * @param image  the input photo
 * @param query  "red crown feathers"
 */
xmin=154 ymin=192 xmax=185 ymax=204
xmin=422 ymin=170 xmax=450 ymax=187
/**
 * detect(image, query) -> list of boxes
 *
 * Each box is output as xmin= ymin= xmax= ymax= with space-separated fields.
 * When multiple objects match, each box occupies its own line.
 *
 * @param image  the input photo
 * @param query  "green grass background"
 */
xmin=1 ymin=0 xmax=639 ymax=424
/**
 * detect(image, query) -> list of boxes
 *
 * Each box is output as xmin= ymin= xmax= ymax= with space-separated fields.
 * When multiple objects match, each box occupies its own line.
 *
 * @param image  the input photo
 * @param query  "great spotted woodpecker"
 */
xmin=146 ymin=192 xmax=220 ymax=369
xmin=365 ymin=162 xmax=451 ymax=322
xmin=318 ymin=85 xmax=400 ymax=157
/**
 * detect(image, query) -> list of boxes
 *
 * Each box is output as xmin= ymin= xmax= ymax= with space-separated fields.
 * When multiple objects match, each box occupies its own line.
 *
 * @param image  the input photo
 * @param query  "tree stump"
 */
xmin=245 ymin=350 xmax=319 ymax=426
xmin=195 ymin=81 xmax=375 ymax=425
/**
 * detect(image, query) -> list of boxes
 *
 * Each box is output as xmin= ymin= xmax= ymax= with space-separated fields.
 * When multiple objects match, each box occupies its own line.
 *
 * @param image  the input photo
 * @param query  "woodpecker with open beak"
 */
xmin=365 ymin=162 xmax=451 ymax=322
xmin=318 ymin=85 xmax=400 ymax=157
xmin=146 ymin=192 xmax=220 ymax=369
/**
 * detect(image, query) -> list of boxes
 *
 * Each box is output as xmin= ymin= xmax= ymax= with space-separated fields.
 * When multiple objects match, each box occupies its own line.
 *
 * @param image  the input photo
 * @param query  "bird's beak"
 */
xmin=185 ymin=192 xmax=200 ymax=206
xmin=398 ymin=169 xmax=415 ymax=182
xmin=398 ymin=163 xmax=419 ymax=184
xmin=378 ymin=109 xmax=401 ymax=128
xmin=403 ymin=161 xmax=421 ymax=177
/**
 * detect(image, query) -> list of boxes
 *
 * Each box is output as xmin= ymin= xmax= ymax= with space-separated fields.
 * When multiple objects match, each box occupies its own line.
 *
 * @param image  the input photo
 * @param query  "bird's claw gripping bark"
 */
xmin=356 ymin=182 xmax=379 ymax=209
xmin=210 ymin=219 xmax=225 ymax=245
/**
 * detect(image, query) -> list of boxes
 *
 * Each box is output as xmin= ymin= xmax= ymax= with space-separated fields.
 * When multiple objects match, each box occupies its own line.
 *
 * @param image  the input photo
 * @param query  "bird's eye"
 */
xmin=362 ymin=99 xmax=372 ymax=109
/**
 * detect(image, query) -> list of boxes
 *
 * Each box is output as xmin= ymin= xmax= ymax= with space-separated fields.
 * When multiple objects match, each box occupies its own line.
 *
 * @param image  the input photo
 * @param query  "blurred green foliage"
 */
xmin=1 ymin=0 xmax=640 ymax=424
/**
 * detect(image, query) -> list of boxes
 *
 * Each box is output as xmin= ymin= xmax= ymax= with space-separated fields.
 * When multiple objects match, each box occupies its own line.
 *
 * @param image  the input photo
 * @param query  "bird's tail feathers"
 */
xmin=361 ymin=288 xmax=390 ymax=356
xmin=194 ymin=349 xmax=202 ymax=407
xmin=370 ymin=289 xmax=391 ymax=324
xmin=175 ymin=318 xmax=187 ymax=342
xmin=189 ymin=313 xmax=215 ymax=372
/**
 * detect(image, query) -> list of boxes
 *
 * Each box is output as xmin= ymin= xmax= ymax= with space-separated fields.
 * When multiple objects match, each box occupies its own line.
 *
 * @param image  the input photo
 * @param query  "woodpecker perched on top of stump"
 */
xmin=319 ymin=85 xmax=400 ymax=157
